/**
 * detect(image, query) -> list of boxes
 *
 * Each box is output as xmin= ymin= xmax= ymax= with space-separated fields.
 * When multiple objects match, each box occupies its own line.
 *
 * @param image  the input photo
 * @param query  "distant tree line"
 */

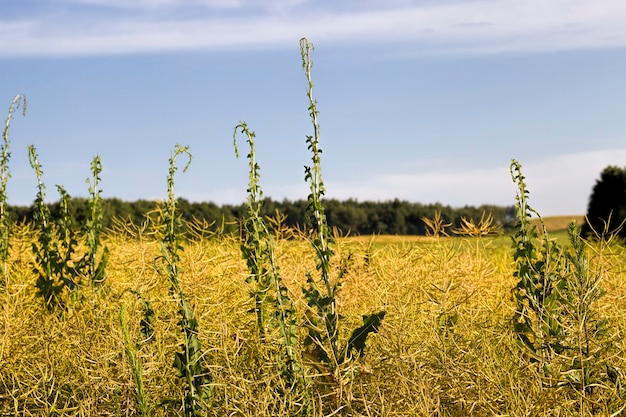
xmin=7 ymin=197 xmax=517 ymax=236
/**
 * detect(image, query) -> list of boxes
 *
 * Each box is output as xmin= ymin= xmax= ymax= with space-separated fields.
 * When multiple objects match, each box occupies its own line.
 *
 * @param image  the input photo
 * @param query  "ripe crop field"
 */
xmin=1 ymin=225 xmax=626 ymax=416
xmin=3 ymin=38 xmax=626 ymax=416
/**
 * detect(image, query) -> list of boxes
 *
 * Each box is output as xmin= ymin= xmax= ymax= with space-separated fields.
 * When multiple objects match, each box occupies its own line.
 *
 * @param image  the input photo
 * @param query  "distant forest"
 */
xmin=7 ymin=197 xmax=517 ymax=236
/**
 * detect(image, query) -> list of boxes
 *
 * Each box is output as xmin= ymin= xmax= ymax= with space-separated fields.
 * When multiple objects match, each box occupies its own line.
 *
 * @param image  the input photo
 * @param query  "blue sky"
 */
xmin=1 ymin=0 xmax=626 ymax=216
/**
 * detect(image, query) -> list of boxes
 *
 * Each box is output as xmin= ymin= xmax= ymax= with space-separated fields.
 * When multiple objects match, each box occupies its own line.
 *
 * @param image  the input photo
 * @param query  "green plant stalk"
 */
xmin=267 ymin=247 xmax=304 ymax=389
xmin=562 ymin=221 xmax=612 ymax=415
xmin=569 ymin=223 xmax=593 ymax=414
xmin=300 ymin=37 xmax=341 ymax=368
xmin=300 ymin=38 xmax=332 ymax=284
xmin=298 ymin=42 xmax=385 ymax=396
xmin=233 ymin=123 xmax=270 ymax=335
xmin=510 ymin=159 xmax=567 ymax=366
xmin=0 ymin=94 xmax=27 ymax=279
xmin=29 ymin=145 xmax=65 ymax=308
xmin=234 ymin=123 xmax=306 ymax=395
xmin=119 ymin=304 xmax=150 ymax=417
xmin=84 ymin=155 xmax=108 ymax=286
xmin=157 ymin=144 xmax=210 ymax=416
xmin=56 ymin=185 xmax=80 ymax=292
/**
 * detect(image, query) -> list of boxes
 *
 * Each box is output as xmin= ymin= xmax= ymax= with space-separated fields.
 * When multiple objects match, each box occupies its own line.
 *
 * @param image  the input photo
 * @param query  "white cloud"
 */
xmin=317 ymin=149 xmax=626 ymax=216
xmin=62 ymin=0 xmax=181 ymax=8
xmin=110 ymin=148 xmax=626 ymax=216
xmin=2 ymin=0 xmax=626 ymax=57
xmin=57 ymin=0 xmax=308 ymax=12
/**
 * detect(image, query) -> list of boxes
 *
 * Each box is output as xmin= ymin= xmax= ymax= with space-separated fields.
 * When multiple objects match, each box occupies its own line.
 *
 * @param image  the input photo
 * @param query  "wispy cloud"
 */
xmin=62 ymin=0 xmax=182 ymax=9
xmin=120 ymin=148 xmax=626 ymax=216
xmin=2 ymin=0 xmax=626 ymax=58
xmin=320 ymin=149 xmax=626 ymax=216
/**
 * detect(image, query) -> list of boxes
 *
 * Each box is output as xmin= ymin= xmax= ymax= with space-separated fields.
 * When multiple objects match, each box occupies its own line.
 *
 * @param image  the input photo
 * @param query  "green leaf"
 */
xmin=344 ymin=310 xmax=386 ymax=362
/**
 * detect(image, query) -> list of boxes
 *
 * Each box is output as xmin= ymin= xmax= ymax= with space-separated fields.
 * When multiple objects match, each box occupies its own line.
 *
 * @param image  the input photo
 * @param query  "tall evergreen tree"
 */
xmin=582 ymin=165 xmax=626 ymax=238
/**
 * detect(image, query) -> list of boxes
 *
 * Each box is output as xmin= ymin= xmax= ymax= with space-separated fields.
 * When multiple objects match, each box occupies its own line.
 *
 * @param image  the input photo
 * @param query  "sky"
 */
xmin=1 ymin=0 xmax=626 ymax=216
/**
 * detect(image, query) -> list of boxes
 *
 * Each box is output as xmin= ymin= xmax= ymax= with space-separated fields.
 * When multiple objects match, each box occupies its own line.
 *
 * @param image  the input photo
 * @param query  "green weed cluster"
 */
xmin=511 ymin=159 xmax=622 ymax=415
xmin=27 ymin=145 xmax=108 ymax=308
xmin=231 ymin=39 xmax=386 ymax=415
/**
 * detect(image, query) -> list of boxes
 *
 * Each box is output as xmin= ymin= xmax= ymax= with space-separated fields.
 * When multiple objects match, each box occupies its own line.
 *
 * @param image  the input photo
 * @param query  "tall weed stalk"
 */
xmin=155 ymin=144 xmax=210 ymax=416
xmin=234 ymin=122 xmax=307 ymax=405
xmin=119 ymin=304 xmax=151 ymax=417
xmin=559 ymin=222 xmax=615 ymax=415
xmin=300 ymin=37 xmax=342 ymax=375
xmin=55 ymin=185 xmax=80 ymax=293
xmin=510 ymin=159 xmax=566 ymax=368
xmin=1 ymin=94 xmax=26 ymax=281
xmin=510 ymin=160 xmax=616 ymax=414
xmin=233 ymin=123 xmax=272 ymax=335
xmin=119 ymin=289 xmax=156 ymax=417
xmin=80 ymin=155 xmax=108 ymax=286
xmin=29 ymin=145 xmax=67 ymax=308
xmin=299 ymin=38 xmax=385 ymax=386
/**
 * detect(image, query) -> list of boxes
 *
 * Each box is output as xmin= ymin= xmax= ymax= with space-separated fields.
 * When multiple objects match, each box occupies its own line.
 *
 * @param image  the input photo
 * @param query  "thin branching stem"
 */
xmin=156 ymin=144 xmax=210 ymax=416
xmin=1 ymin=95 xmax=26 ymax=278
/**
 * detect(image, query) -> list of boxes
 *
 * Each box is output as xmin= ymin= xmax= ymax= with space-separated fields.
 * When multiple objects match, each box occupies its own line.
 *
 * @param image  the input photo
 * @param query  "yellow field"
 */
xmin=1 ymin=225 xmax=625 ymax=416
xmin=530 ymin=215 xmax=586 ymax=233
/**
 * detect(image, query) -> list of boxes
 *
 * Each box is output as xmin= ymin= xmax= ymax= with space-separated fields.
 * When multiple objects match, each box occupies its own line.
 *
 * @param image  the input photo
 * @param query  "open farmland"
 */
xmin=1 ymin=222 xmax=626 ymax=416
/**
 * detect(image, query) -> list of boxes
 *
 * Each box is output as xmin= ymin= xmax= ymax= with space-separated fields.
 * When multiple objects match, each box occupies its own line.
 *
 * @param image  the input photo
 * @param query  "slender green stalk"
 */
xmin=120 ymin=304 xmax=151 ymax=417
xmin=156 ymin=144 xmax=210 ymax=416
xmin=29 ymin=145 xmax=65 ymax=308
xmin=234 ymin=123 xmax=306 ymax=398
xmin=1 ymin=94 xmax=27 ymax=280
xmin=55 ymin=185 xmax=80 ymax=292
xmin=561 ymin=222 xmax=612 ymax=415
xmin=299 ymin=40 xmax=385 ymax=400
xmin=84 ymin=155 xmax=108 ymax=285
xmin=300 ymin=38 xmax=333 ymax=289
xmin=300 ymin=37 xmax=341 ymax=372
xmin=233 ymin=123 xmax=270 ymax=335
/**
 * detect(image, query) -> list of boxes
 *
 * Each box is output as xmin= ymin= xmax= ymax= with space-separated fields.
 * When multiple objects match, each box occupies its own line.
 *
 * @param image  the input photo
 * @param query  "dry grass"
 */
xmin=1 ymin=227 xmax=625 ymax=416
xmin=530 ymin=215 xmax=585 ymax=233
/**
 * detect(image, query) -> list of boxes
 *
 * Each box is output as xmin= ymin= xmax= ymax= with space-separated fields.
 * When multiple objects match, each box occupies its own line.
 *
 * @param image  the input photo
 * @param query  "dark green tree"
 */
xmin=582 ymin=165 xmax=626 ymax=238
